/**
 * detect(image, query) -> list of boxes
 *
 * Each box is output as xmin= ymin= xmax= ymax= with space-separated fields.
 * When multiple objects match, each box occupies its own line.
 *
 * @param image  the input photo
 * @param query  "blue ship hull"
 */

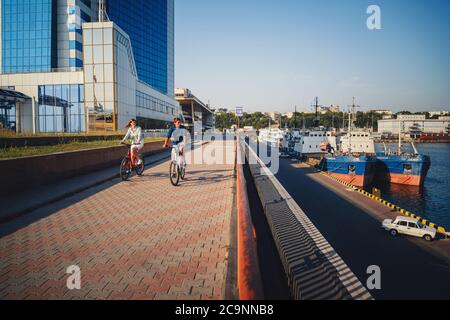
xmin=375 ymin=154 xmax=431 ymax=186
xmin=319 ymin=155 xmax=377 ymax=187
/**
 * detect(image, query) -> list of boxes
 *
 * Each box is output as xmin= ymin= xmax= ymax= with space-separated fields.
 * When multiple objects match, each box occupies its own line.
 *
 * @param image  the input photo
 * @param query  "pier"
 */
xmin=275 ymin=156 xmax=450 ymax=299
xmin=0 ymin=137 xmax=449 ymax=300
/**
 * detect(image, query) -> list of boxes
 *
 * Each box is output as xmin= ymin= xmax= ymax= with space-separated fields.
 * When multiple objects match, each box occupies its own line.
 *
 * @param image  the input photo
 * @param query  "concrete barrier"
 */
xmin=236 ymin=140 xmax=264 ymax=300
xmin=242 ymin=138 xmax=372 ymax=300
xmin=0 ymin=140 xmax=165 ymax=194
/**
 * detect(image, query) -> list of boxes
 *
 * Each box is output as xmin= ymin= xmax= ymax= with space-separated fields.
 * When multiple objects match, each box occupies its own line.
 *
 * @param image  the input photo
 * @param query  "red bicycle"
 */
xmin=120 ymin=142 xmax=144 ymax=181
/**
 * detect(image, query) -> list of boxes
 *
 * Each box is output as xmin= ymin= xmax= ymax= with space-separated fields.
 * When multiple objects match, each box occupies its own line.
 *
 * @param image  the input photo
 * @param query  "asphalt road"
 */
xmin=275 ymin=158 xmax=450 ymax=300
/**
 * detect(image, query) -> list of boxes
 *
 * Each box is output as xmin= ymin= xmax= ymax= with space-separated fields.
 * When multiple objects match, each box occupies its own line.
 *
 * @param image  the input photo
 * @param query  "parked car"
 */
xmin=382 ymin=216 xmax=436 ymax=241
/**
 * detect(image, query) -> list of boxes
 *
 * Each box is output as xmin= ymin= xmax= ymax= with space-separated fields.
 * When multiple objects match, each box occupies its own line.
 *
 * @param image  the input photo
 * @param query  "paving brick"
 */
xmin=0 ymin=141 xmax=234 ymax=300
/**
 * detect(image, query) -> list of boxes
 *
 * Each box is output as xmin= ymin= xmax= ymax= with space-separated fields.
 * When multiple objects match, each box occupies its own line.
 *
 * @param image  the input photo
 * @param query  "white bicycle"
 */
xmin=169 ymin=143 xmax=186 ymax=186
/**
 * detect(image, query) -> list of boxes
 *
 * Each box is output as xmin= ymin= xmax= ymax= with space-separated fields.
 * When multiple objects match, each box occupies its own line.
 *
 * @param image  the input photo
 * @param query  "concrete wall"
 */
xmin=0 ymin=140 xmax=164 ymax=194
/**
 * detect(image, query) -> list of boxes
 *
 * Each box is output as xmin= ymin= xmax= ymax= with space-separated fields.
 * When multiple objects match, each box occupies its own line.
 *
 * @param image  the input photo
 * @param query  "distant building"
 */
xmin=214 ymin=108 xmax=228 ymax=114
xmin=265 ymin=112 xmax=281 ymax=121
xmin=397 ymin=114 xmax=426 ymax=121
xmin=175 ymin=88 xmax=214 ymax=133
xmin=317 ymin=105 xmax=340 ymax=114
xmin=371 ymin=109 xmax=393 ymax=115
xmin=378 ymin=115 xmax=449 ymax=135
xmin=283 ymin=112 xmax=294 ymax=119
xmin=429 ymin=111 xmax=449 ymax=117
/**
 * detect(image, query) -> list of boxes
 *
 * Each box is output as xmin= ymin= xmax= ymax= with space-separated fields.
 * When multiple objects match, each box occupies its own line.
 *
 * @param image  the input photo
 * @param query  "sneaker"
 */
xmin=137 ymin=159 xmax=142 ymax=165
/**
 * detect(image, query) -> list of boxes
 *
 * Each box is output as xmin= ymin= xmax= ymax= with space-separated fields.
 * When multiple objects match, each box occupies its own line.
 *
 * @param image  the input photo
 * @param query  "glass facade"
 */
xmin=1 ymin=0 xmax=54 ymax=73
xmin=136 ymin=90 xmax=178 ymax=116
xmin=38 ymin=84 xmax=85 ymax=132
xmin=83 ymin=26 xmax=116 ymax=132
xmin=107 ymin=0 xmax=169 ymax=94
xmin=0 ymin=104 xmax=16 ymax=130
xmin=0 ymin=86 xmax=16 ymax=131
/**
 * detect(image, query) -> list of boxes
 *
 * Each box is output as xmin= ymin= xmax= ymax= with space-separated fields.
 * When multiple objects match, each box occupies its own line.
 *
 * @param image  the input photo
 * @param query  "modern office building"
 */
xmin=175 ymin=88 xmax=214 ymax=134
xmin=0 ymin=0 xmax=179 ymax=133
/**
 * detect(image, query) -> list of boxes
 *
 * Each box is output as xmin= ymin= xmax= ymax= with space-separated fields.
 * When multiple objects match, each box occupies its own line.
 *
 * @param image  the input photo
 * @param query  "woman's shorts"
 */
xmin=131 ymin=143 xmax=144 ymax=151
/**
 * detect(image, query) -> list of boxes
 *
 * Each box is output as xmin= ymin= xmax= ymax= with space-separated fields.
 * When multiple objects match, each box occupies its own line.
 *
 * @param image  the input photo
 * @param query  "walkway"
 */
xmin=0 ymin=141 xmax=235 ymax=300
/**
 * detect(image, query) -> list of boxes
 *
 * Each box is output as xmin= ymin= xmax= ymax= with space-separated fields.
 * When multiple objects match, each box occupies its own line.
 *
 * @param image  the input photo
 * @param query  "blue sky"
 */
xmin=174 ymin=0 xmax=450 ymax=113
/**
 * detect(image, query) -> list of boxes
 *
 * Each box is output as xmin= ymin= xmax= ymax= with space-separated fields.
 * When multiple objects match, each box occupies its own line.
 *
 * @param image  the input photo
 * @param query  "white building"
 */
xmin=371 ymin=109 xmax=394 ymax=115
xmin=429 ymin=111 xmax=449 ymax=117
xmin=378 ymin=115 xmax=450 ymax=134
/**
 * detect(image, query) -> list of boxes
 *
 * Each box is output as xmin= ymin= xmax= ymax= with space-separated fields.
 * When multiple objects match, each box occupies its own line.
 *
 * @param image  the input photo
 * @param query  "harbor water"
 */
xmin=367 ymin=143 xmax=450 ymax=229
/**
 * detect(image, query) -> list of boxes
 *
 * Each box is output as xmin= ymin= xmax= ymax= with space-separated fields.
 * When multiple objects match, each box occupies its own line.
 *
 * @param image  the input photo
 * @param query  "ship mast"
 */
xmin=398 ymin=118 xmax=402 ymax=155
xmin=313 ymin=96 xmax=320 ymax=128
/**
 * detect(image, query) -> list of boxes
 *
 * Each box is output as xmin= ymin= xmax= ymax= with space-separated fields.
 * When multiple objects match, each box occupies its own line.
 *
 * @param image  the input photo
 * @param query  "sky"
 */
xmin=174 ymin=0 xmax=450 ymax=113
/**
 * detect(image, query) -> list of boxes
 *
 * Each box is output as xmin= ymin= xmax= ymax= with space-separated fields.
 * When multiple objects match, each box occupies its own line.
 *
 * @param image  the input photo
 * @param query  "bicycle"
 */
xmin=120 ymin=142 xmax=144 ymax=181
xmin=169 ymin=143 xmax=186 ymax=186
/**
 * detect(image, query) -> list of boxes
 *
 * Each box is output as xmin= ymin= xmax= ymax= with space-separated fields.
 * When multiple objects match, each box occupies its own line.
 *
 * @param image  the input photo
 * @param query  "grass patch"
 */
xmin=0 ymin=129 xmax=132 ymax=138
xmin=0 ymin=137 xmax=164 ymax=160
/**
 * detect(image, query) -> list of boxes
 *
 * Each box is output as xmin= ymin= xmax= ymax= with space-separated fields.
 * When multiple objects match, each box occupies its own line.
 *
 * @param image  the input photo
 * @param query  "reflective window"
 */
xmin=1 ymin=0 xmax=53 ymax=73
xmin=107 ymin=0 xmax=169 ymax=94
xmin=38 ymin=84 xmax=85 ymax=132
xmin=136 ymin=90 xmax=178 ymax=117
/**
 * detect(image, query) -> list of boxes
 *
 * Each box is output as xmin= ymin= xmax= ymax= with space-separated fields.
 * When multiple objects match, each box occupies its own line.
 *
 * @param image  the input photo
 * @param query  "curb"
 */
xmin=319 ymin=171 xmax=447 ymax=236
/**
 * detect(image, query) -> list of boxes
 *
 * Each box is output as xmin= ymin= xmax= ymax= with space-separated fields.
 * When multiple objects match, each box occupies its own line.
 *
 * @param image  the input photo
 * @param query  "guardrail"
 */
xmin=241 ymin=137 xmax=372 ymax=300
xmin=235 ymin=140 xmax=264 ymax=300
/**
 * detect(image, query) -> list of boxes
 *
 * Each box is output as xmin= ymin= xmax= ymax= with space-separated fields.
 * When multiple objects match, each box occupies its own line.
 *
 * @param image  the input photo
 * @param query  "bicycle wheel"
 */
xmin=120 ymin=158 xmax=132 ymax=181
xmin=135 ymin=159 xmax=144 ymax=176
xmin=169 ymin=161 xmax=180 ymax=186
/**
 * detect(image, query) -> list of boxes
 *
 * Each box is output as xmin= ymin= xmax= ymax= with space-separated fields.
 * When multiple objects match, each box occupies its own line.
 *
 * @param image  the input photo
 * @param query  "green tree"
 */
xmin=214 ymin=112 xmax=237 ymax=131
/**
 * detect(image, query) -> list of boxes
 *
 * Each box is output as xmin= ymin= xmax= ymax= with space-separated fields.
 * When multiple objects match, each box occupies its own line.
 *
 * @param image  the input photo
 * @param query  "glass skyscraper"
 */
xmin=1 ymin=0 xmax=54 ymax=73
xmin=0 ymin=0 xmax=178 ymax=133
xmin=106 ymin=0 xmax=174 ymax=96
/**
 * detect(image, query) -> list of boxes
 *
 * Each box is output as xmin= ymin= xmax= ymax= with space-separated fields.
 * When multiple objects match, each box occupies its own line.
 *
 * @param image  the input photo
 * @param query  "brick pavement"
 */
xmin=0 ymin=141 xmax=235 ymax=300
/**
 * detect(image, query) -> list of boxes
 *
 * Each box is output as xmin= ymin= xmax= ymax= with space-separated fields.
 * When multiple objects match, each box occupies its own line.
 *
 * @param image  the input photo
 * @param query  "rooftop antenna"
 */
xmin=98 ymin=0 xmax=110 ymax=22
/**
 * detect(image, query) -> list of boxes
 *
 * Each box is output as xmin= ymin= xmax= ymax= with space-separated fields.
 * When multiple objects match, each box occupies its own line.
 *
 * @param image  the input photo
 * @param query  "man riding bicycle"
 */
xmin=163 ymin=117 xmax=188 ymax=166
xmin=121 ymin=118 xmax=144 ymax=166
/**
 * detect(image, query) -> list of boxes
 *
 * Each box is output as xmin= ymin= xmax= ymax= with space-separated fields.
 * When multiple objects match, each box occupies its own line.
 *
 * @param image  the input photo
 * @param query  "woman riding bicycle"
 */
xmin=121 ymin=118 xmax=144 ymax=166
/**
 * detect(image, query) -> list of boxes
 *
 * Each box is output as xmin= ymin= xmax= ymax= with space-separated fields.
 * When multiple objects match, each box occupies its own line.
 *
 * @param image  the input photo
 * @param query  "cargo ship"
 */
xmin=319 ymin=154 xmax=377 ymax=187
xmin=376 ymin=142 xmax=431 ymax=186
xmin=319 ymin=97 xmax=377 ymax=186
xmin=319 ymin=130 xmax=377 ymax=187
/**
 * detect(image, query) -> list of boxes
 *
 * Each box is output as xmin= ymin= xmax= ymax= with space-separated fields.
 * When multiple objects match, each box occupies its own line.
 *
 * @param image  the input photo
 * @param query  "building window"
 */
xmin=107 ymin=0 xmax=169 ymax=94
xmin=38 ymin=84 xmax=85 ymax=133
xmin=1 ymin=0 xmax=53 ymax=73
